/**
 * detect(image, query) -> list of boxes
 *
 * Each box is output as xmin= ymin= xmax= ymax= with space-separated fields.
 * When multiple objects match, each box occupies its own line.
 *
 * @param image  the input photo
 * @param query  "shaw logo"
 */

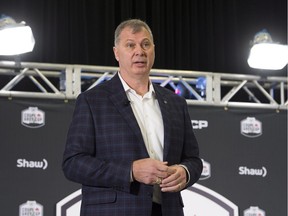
xmin=17 ymin=158 xmax=48 ymax=170
xmin=239 ymin=166 xmax=267 ymax=177
xmin=240 ymin=117 xmax=262 ymax=138
xmin=56 ymin=184 xmax=239 ymax=216
xmin=192 ymin=120 xmax=208 ymax=129
xmin=244 ymin=206 xmax=265 ymax=216
xmin=21 ymin=107 xmax=45 ymax=128
xmin=200 ymin=159 xmax=211 ymax=180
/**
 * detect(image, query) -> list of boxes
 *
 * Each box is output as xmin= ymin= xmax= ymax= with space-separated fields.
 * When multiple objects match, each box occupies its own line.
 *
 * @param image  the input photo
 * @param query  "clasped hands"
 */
xmin=132 ymin=158 xmax=187 ymax=192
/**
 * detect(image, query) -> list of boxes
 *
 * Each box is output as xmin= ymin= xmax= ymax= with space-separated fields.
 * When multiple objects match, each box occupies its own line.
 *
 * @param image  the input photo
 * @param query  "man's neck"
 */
xmin=119 ymin=72 xmax=150 ymax=96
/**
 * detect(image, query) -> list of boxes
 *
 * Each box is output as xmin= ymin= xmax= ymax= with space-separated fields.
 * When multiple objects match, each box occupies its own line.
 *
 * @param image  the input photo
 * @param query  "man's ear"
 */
xmin=113 ymin=46 xmax=119 ymax=61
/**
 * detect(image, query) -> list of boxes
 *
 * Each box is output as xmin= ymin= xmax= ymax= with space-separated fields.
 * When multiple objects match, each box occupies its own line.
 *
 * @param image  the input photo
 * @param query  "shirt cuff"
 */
xmin=130 ymin=170 xmax=134 ymax=182
xmin=178 ymin=164 xmax=190 ymax=185
xmin=130 ymin=163 xmax=135 ymax=182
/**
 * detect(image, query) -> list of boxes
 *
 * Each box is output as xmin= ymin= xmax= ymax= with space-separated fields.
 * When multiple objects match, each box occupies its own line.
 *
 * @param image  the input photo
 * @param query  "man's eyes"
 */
xmin=125 ymin=41 xmax=151 ymax=50
xmin=126 ymin=43 xmax=135 ymax=48
xmin=142 ymin=42 xmax=151 ymax=49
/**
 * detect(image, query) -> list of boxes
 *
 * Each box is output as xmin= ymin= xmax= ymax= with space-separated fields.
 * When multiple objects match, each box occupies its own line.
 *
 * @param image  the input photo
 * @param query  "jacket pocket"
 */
xmin=83 ymin=187 xmax=117 ymax=205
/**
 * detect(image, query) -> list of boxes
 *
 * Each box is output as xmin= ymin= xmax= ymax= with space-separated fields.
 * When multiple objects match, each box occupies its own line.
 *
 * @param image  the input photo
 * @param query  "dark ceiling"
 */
xmin=0 ymin=0 xmax=287 ymax=76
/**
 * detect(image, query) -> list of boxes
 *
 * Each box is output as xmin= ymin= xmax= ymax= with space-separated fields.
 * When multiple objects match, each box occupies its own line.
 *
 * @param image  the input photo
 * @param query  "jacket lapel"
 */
xmin=107 ymin=74 xmax=147 ymax=153
xmin=154 ymin=85 xmax=171 ymax=161
xmin=106 ymin=75 xmax=172 ymax=160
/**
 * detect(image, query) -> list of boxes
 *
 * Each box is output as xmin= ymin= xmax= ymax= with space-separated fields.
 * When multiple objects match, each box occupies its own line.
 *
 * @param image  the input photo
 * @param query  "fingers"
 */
xmin=178 ymin=183 xmax=182 ymax=190
xmin=160 ymin=176 xmax=182 ymax=192
xmin=160 ymin=165 xmax=187 ymax=192
xmin=160 ymin=180 xmax=184 ymax=192
xmin=154 ymin=176 xmax=162 ymax=185
xmin=161 ymin=165 xmax=185 ymax=184
xmin=155 ymin=162 xmax=170 ymax=178
xmin=132 ymin=158 xmax=169 ymax=185
xmin=132 ymin=159 xmax=186 ymax=191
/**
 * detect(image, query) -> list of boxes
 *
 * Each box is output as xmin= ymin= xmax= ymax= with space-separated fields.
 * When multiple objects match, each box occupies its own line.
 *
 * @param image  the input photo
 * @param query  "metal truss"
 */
xmin=0 ymin=60 xmax=287 ymax=110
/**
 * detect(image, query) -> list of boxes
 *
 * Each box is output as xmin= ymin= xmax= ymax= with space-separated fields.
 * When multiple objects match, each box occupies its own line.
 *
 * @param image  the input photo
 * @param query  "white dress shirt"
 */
xmin=119 ymin=73 xmax=164 ymax=204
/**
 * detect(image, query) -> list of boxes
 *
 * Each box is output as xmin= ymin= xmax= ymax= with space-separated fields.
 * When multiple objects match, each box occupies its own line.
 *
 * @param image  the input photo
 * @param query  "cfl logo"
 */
xmin=191 ymin=120 xmax=208 ymax=129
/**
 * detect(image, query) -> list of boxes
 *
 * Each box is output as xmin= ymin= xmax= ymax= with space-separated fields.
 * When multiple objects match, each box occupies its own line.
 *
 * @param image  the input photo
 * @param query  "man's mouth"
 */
xmin=134 ymin=61 xmax=146 ymax=66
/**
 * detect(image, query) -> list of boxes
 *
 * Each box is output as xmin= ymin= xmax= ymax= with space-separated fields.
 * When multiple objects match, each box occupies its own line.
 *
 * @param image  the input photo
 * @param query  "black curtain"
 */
xmin=1 ymin=0 xmax=287 ymax=75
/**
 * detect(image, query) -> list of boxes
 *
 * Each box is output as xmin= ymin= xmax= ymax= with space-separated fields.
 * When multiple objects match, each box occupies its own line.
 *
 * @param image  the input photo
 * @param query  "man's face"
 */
xmin=113 ymin=26 xmax=155 ymax=79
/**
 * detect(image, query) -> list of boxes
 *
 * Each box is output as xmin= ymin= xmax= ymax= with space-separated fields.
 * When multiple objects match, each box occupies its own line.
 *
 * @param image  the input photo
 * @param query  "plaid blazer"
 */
xmin=62 ymin=73 xmax=202 ymax=216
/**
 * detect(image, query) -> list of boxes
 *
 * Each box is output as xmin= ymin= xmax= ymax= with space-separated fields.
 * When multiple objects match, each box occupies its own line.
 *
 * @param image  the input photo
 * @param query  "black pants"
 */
xmin=151 ymin=202 xmax=162 ymax=216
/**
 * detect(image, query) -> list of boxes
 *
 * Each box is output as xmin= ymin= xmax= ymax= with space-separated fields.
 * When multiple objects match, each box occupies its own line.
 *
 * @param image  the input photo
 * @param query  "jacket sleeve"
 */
xmin=62 ymin=93 xmax=133 ymax=193
xmin=180 ymin=100 xmax=203 ymax=187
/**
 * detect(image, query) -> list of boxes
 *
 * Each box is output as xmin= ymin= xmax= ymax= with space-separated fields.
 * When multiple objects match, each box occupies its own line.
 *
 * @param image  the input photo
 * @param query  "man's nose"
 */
xmin=135 ymin=44 xmax=145 ymax=55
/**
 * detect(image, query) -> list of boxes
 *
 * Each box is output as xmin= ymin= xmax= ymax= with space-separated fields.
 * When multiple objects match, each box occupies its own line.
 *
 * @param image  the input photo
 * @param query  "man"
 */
xmin=62 ymin=19 xmax=202 ymax=216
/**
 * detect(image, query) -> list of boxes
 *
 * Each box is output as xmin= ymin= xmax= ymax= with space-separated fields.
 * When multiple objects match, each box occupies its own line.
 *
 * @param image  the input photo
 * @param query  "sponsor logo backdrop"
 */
xmin=0 ymin=98 xmax=286 ymax=215
xmin=189 ymin=106 xmax=287 ymax=215
xmin=0 ymin=98 xmax=79 ymax=216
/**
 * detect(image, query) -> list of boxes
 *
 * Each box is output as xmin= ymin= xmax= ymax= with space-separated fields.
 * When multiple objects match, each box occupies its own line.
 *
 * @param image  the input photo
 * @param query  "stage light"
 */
xmin=0 ymin=15 xmax=35 ymax=55
xmin=175 ymin=83 xmax=185 ymax=96
xmin=247 ymin=30 xmax=288 ymax=70
xmin=175 ymin=83 xmax=192 ymax=98
xmin=196 ymin=77 xmax=206 ymax=97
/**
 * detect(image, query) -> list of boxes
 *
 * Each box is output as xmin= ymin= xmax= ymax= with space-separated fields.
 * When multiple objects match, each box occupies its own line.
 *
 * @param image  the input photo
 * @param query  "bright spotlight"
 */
xmin=247 ymin=30 xmax=288 ymax=70
xmin=0 ymin=15 xmax=35 ymax=56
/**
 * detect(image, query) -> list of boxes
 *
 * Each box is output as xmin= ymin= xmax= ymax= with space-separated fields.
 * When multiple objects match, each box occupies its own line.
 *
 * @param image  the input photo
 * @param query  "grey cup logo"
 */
xmin=244 ymin=206 xmax=265 ymax=216
xmin=58 ymin=185 xmax=240 ymax=216
xmin=241 ymin=117 xmax=262 ymax=138
xmin=21 ymin=107 xmax=45 ymax=128
xmin=19 ymin=200 xmax=43 ymax=216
